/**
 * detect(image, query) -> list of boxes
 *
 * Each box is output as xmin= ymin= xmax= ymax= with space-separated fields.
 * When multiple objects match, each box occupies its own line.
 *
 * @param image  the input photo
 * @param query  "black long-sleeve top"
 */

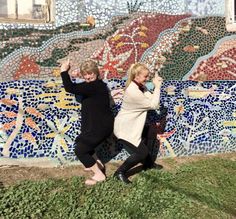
xmin=61 ymin=71 xmax=114 ymax=142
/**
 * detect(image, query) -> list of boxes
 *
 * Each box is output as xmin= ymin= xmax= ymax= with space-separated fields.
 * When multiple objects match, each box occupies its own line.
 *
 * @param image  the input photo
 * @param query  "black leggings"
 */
xmin=116 ymin=139 xmax=149 ymax=173
xmin=74 ymin=142 xmax=97 ymax=168
xmin=74 ymin=133 xmax=108 ymax=168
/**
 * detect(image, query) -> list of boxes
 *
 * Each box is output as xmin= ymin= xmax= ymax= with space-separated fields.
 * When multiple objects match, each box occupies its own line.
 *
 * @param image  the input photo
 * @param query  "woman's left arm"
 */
xmin=128 ymin=87 xmax=161 ymax=110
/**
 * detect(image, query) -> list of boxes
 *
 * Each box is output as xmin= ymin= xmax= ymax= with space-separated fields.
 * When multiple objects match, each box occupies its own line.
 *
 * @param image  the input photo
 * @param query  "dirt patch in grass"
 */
xmin=0 ymin=152 xmax=235 ymax=187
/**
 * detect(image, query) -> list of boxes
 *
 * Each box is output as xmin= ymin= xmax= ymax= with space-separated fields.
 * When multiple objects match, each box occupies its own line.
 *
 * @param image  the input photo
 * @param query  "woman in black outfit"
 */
xmin=60 ymin=59 xmax=114 ymax=185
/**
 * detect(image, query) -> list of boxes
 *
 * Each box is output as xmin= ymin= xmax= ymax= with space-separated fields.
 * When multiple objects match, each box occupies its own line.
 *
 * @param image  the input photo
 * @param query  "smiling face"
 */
xmin=80 ymin=60 xmax=100 ymax=83
xmin=134 ymin=69 xmax=150 ymax=86
xmin=82 ymin=71 xmax=97 ymax=83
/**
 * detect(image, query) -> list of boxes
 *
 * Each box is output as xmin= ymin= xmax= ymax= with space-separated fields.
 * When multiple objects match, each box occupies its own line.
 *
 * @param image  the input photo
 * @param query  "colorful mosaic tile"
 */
xmin=143 ymin=17 xmax=236 ymax=80
xmin=0 ymin=0 xmax=235 ymax=165
xmin=0 ymin=79 xmax=235 ymax=163
xmin=185 ymin=36 xmax=236 ymax=80
xmin=92 ymin=14 xmax=189 ymax=79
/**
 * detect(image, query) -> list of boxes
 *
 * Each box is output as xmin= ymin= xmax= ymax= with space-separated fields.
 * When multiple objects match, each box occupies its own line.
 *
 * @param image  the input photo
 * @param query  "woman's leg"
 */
xmin=84 ymin=152 xmax=105 ymax=172
xmin=114 ymin=139 xmax=149 ymax=183
xmin=142 ymin=138 xmax=157 ymax=170
xmin=141 ymin=124 xmax=161 ymax=170
xmin=84 ymin=151 xmax=95 ymax=171
xmin=92 ymin=153 xmax=105 ymax=170
xmin=74 ymin=142 xmax=106 ymax=184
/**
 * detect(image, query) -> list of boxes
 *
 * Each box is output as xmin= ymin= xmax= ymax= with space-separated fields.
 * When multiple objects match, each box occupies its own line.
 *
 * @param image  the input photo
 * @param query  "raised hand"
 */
xmin=60 ymin=59 xmax=70 ymax=72
xmin=152 ymin=74 xmax=163 ymax=87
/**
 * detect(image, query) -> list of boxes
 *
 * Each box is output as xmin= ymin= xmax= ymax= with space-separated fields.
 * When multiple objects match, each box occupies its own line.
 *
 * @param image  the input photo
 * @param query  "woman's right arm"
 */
xmin=61 ymin=71 xmax=75 ymax=93
xmin=61 ymin=71 xmax=92 ymax=95
xmin=60 ymin=60 xmax=91 ymax=96
xmin=146 ymin=75 xmax=163 ymax=109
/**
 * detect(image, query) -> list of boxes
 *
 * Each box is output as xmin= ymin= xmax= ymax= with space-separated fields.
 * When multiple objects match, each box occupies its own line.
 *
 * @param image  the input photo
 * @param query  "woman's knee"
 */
xmin=74 ymin=143 xmax=86 ymax=157
xmin=137 ymin=144 xmax=149 ymax=160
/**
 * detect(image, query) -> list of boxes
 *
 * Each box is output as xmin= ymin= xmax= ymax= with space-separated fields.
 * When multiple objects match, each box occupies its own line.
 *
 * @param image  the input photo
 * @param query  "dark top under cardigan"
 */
xmin=61 ymin=71 xmax=114 ymax=147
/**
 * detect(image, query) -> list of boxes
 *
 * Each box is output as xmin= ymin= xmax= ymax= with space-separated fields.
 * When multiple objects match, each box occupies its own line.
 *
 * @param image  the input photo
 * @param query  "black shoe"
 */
xmin=114 ymin=171 xmax=131 ymax=184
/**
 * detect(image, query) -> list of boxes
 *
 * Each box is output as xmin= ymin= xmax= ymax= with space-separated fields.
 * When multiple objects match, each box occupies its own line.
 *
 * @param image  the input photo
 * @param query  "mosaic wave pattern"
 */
xmin=0 ymin=79 xmax=236 ymax=163
xmin=185 ymin=35 xmax=236 ymax=81
xmin=142 ymin=16 xmax=236 ymax=80
xmin=1 ymin=16 xmax=236 ymax=82
xmin=0 ymin=16 xmax=128 ymax=81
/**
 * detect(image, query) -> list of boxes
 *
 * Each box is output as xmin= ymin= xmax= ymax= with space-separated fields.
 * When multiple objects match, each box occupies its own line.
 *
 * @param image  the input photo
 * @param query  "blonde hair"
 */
xmin=80 ymin=60 xmax=100 ymax=78
xmin=125 ymin=63 xmax=149 ymax=89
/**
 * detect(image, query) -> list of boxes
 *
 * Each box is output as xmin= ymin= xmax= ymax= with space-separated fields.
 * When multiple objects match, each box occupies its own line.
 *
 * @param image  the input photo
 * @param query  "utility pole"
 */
xmin=15 ymin=0 xmax=18 ymax=19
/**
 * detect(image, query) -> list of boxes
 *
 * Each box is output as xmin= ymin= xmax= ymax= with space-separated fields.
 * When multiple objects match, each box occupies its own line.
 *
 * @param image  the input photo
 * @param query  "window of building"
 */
xmin=226 ymin=0 xmax=236 ymax=31
xmin=0 ymin=0 xmax=54 ymax=23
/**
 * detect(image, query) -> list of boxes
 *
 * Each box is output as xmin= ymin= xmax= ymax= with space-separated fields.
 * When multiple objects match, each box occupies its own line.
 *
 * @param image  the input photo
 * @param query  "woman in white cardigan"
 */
xmin=113 ymin=63 xmax=163 ymax=184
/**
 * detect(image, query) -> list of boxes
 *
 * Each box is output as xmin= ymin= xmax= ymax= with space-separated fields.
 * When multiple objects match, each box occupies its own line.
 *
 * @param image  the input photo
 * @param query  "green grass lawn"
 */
xmin=0 ymin=156 xmax=235 ymax=219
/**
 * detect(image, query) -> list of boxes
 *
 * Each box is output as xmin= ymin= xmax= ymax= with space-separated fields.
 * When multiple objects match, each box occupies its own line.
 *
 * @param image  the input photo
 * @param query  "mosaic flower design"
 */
xmin=111 ymin=25 xmax=149 ymax=62
xmin=46 ymin=116 xmax=73 ymax=160
xmin=0 ymin=79 xmax=236 ymax=162
xmin=174 ymin=104 xmax=185 ymax=115
xmin=95 ymin=42 xmax=133 ymax=79
xmin=93 ymin=14 xmax=189 ymax=76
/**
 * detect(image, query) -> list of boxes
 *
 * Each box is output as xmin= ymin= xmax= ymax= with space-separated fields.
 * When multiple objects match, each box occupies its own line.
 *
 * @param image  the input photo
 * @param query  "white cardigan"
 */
xmin=114 ymin=81 xmax=161 ymax=147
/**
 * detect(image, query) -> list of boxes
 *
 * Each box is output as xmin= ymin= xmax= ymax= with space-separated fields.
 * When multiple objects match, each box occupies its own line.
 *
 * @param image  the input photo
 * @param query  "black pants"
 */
xmin=116 ymin=139 xmax=150 ymax=173
xmin=74 ymin=132 xmax=110 ymax=168
xmin=74 ymin=142 xmax=97 ymax=168
xmin=142 ymin=125 xmax=159 ymax=166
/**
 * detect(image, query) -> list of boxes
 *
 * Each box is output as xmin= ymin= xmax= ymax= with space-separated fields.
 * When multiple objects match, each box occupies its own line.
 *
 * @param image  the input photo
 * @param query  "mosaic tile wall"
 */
xmin=0 ymin=0 xmax=235 ymax=165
